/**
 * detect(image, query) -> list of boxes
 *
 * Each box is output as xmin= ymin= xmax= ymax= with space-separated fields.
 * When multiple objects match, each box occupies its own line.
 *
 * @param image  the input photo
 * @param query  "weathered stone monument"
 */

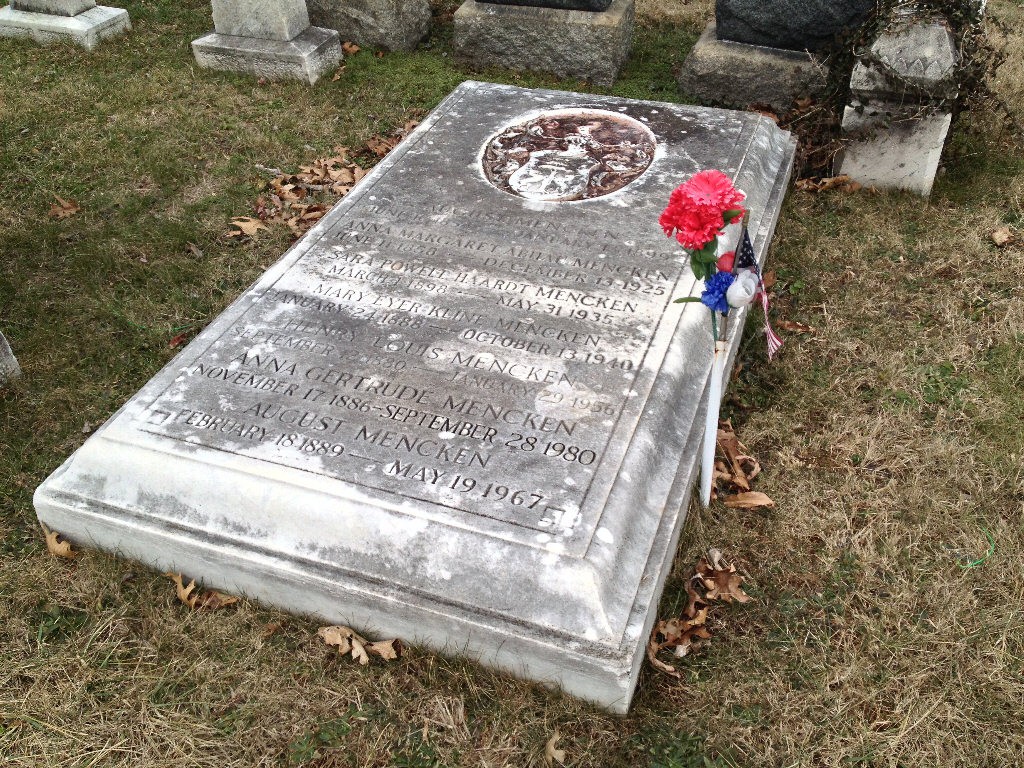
xmin=680 ymin=0 xmax=873 ymax=111
xmin=306 ymin=0 xmax=430 ymax=52
xmin=0 ymin=0 xmax=129 ymax=49
xmin=0 ymin=331 xmax=20 ymax=386
xmin=837 ymin=9 xmax=961 ymax=195
xmin=35 ymin=82 xmax=795 ymax=711
xmin=454 ymin=0 xmax=634 ymax=86
xmin=192 ymin=0 xmax=342 ymax=84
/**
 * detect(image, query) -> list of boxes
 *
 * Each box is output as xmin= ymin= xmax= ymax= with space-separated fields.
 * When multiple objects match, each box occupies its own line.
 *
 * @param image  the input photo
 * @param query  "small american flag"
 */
xmin=738 ymin=228 xmax=783 ymax=359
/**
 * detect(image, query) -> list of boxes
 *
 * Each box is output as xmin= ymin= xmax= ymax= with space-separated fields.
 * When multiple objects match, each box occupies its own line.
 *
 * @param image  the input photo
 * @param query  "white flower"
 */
xmin=726 ymin=270 xmax=760 ymax=309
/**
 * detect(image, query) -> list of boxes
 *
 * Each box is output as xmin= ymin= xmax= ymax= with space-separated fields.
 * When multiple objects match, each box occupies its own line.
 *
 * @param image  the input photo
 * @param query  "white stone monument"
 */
xmin=0 ymin=0 xmax=129 ymax=49
xmin=837 ymin=12 xmax=961 ymax=196
xmin=35 ymin=82 xmax=795 ymax=711
xmin=0 ymin=330 xmax=20 ymax=386
xmin=192 ymin=0 xmax=342 ymax=85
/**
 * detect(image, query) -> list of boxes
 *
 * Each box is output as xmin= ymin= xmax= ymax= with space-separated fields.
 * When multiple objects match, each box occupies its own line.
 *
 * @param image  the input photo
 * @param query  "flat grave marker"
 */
xmin=36 ymin=82 xmax=795 ymax=711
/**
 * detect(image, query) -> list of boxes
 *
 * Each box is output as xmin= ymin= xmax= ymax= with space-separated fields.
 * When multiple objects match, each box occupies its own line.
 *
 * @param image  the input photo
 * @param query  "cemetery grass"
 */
xmin=1 ymin=0 xmax=1023 ymax=765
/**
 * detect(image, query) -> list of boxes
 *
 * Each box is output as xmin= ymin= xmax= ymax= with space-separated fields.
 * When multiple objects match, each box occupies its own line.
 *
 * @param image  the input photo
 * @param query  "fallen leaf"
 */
xmin=351 ymin=635 xmax=371 ymax=665
xmin=696 ymin=551 xmax=753 ymax=603
xmin=317 ymin=625 xmax=354 ymax=654
xmin=165 ymin=572 xmax=239 ymax=610
xmin=167 ymin=572 xmax=199 ymax=608
xmin=368 ymin=638 xmax=401 ymax=660
xmin=341 ymin=41 xmax=360 ymax=55
xmin=186 ymin=242 xmax=204 ymax=258
xmin=991 ymin=226 xmax=1015 ymax=247
xmin=795 ymin=175 xmax=861 ymax=194
xmin=317 ymin=625 xmax=401 ymax=664
xmin=198 ymin=591 xmax=240 ymax=610
xmin=794 ymin=96 xmax=814 ymax=109
xmin=777 ymin=319 xmax=815 ymax=334
xmin=40 ymin=523 xmax=77 ymax=559
xmin=331 ymin=65 xmax=346 ymax=81
xmin=227 ymin=216 xmax=267 ymax=238
xmin=365 ymin=135 xmax=397 ymax=157
xmin=48 ymin=196 xmax=80 ymax=219
xmin=723 ymin=491 xmax=775 ymax=509
xmin=646 ymin=638 xmax=681 ymax=676
xmin=261 ymin=621 xmax=284 ymax=638
xmin=544 ymin=730 xmax=566 ymax=767
xmin=168 ymin=331 xmax=188 ymax=349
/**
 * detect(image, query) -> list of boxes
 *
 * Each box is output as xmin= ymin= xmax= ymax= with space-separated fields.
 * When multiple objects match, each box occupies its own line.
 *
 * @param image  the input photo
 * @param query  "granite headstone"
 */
xmin=35 ymin=82 xmax=795 ymax=711
xmin=306 ymin=0 xmax=430 ymax=52
xmin=477 ymin=0 xmax=612 ymax=12
xmin=716 ymin=0 xmax=874 ymax=51
xmin=453 ymin=0 xmax=635 ymax=87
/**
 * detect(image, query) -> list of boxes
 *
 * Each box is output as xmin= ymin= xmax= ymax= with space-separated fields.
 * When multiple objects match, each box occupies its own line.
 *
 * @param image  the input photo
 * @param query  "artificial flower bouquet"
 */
xmin=659 ymin=169 xmax=781 ymax=506
xmin=660 ymin=169 xmax=780 ymax=355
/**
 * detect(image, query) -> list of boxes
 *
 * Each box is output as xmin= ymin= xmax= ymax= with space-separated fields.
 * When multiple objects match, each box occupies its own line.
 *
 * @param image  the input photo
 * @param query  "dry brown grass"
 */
xmin=2 ymin=1 xmax=1024 ymax=767
xmin=635 ymin=0 xmax=712 ymax=26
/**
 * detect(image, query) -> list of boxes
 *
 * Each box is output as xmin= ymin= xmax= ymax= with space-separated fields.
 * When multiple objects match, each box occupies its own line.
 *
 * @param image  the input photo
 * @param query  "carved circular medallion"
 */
xmin=482 ymin=109 xmax=656 ymax=202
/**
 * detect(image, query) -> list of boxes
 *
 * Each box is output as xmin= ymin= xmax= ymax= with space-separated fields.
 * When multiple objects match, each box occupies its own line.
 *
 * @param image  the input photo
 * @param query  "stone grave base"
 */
xmin=35 ymin=82 xmax=796 ymax=712
xmin=679 ymin=22 xmax=827 ymax=112
xmin=0 ymin=4 xmax=129 ymax=49
xmin=453 ymin=0 xmax=634 ymax=87
xmin=192 ymin=25 xmax=341 ymax=85
xmin=306 ymin=0 xmax=430 ymax=52
xmin=837 ymin=104 xmax=951 ymax=196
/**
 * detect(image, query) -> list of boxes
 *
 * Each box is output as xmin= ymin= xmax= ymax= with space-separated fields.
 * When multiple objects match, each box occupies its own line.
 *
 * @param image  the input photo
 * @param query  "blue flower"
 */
xmin=700 ymin=270 xmax=734 ymax=315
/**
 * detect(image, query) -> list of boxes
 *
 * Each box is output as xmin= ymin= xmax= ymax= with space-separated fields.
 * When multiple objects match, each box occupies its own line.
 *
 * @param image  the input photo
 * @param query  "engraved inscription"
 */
xmin=139 ymin=138 xmax=687 ymax=533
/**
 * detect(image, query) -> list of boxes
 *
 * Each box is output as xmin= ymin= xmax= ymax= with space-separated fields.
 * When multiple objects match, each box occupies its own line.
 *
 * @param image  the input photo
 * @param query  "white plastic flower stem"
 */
xmin=701 ymin=309 xmax=728 ymax=508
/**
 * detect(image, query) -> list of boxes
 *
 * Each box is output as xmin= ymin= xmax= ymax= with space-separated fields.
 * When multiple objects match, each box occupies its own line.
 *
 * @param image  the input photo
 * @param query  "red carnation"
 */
xmin=684 ymin=170 xmax=746 ymax=213
xmin=659 ymin=170 xmax=747 ymax=251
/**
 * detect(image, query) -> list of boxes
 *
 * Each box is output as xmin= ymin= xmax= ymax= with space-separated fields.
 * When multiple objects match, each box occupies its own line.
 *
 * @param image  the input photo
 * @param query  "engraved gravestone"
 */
xmin=35 ymin=82 xmax=795 ymax=712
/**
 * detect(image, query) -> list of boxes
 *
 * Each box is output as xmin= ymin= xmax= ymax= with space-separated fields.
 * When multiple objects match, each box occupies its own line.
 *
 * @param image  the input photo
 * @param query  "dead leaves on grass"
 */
xmin=647 ymin=548 xmax=751 ymax=677
xmin=776 ymin=319 xmax=816 ymax=335
xmin=713 ymin=420 xmax=773 ymax=509
xmin=48 ymin=195 xmax=81 ymax=219
xmin=227 ymin=118 xmax=422 ymax=242
xmin=991 ymin=226 xmax=1015 ymax=248
xmin=544 ymin=730 xmax=566 ymax=766
xmin=165 ymin=572 xmax=240 ymax=611
xmin=723 ymin=491 xmax=776 ymax=509
xmin=40 ymin=522 xmax=77 ymax=559
xmin=795 ymin=174 xmax=862 ymax=194
xmin=317 ymin=625 xmax=401 ymax=665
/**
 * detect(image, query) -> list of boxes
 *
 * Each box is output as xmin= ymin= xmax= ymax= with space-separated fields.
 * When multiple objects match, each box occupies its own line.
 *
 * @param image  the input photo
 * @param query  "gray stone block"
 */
xmin=679 ymin=22 xmax=827 ymax=112
xmin=9 ymin=0 xmax=95 ymax=18
xmin=211 ymin=0 xmax=309 ymax=42
xmin=849 ymin=18 xmax=959 ymax=103
xmin=716 ymin=0 xmax=874 ymax=52
xmin=478 ymin=0 xmax=611 ymax=10
xmin=34 ymin=81 xmax=796 ymax=712
xmin=0 ymin=4 xmax=129 ymax=48
xmin=0 ymin=331 xmax=20 ymax=386
xmin=307 ymin=0 xmax=429 ymax=52
xmin=453 ymin=0 xmax=634 ymax=87
xmin=837 ymin=102 xmax=951 ymax=196
xmin=192 ymin=25 xmax=342 ymax=84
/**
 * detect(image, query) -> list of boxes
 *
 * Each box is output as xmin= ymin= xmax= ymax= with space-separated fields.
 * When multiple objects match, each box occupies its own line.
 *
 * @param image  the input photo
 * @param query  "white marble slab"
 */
xmin=35 ymin=82 xmax=795 ymax=712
